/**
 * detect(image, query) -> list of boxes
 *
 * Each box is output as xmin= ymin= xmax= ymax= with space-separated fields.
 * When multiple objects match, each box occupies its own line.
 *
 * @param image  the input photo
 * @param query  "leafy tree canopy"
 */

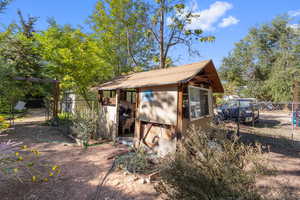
xmin=89 ymin=0 xmax=156 ymax=74
xmin=220 ymin=16 xmax=300 ymax=102
xmin=36 ymin=21 xmax=113 ymax=97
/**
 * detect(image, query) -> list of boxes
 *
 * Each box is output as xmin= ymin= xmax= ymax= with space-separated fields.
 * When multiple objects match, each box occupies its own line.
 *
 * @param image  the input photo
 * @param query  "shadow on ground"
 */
xmin=0 ymin=117 xmax=159 ymax=200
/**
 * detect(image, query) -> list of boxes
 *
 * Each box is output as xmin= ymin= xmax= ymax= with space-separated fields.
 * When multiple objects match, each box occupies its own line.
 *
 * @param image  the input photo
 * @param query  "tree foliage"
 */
xmin=36 ymin=22 xmax=112 ymax=100
xmin=89 ymin=0 xmax=156 ymax=74
xmin=220 ymin=16 xmax=300 ymax=102
xmin=0 ymin=11 xmax=48 ymax=107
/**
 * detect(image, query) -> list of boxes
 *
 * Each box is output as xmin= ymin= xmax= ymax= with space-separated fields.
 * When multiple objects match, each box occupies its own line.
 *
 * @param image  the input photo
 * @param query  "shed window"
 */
xmin=103 ymin=90 xmax=116 ymax=98
xmin=188 ymin=86 xmax=212 ymax=120
xmin=126 ymin=91 xmax=136 ymax=104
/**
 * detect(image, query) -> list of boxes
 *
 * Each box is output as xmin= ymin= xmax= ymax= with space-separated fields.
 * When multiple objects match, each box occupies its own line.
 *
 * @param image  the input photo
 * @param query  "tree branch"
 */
xmin=126 ymin=28 xmax=139 ymax=67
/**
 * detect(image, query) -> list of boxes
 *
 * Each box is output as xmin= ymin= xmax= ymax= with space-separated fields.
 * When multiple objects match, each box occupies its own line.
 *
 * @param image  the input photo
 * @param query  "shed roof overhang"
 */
xmin=94 ymin=60 xmax=224 ymax=93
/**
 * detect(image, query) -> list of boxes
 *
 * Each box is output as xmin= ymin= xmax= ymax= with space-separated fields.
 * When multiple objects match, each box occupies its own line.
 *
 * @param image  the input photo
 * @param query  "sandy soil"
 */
xmin=0 ymin=109 xmax=160 ymax=200
xmin=240 ymin=111 xmax=300 ymax=199
xmin=1 ymin=109 xmax=300 ymax=199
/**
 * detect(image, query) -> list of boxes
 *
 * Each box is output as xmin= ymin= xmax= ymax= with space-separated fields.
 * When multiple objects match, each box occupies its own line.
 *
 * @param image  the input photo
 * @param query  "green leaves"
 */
xmin=199 ymin=36 xmax=215 ymax=42
xmin=36 ymin=23 xmax=112 ymax=93
xmin=174 ymin=3 xmax=185 ymax=10
xmin=194 ymin=29 xmax=203 ymax=35
xmin=89 ymin=0 xmax=156 ymax=72
xmin=220 ymin=16 xmax=300 ymax=101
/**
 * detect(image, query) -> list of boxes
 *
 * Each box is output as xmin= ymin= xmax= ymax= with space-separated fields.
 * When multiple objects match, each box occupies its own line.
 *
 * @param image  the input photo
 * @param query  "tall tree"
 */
xmin=0 ymin=11 xmax=42 ymax=78
xmin=0 ymin=11 xmax=48 ymax=99
xmin=36 ymin=22 xmax=112 ymax=103
xmin=220 ymin=16 xmax=300 ymax=102
xmin=148 ymin=0 xmax=215 ymax=68
xmin=89 ymin=0 xmax=156 ymax=75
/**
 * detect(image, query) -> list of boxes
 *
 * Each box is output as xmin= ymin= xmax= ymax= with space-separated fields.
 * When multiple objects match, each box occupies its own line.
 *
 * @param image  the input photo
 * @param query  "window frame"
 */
xmin=188 ymin=86 xmax=213 ymax=121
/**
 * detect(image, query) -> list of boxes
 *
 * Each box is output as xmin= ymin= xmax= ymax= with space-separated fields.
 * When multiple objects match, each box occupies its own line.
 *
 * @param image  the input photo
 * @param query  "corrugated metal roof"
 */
xmin=95 ymin=60 xmax=224 ymax=92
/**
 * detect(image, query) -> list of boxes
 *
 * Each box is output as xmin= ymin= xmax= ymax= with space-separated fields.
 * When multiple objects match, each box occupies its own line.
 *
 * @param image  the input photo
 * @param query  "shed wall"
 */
xmin=138 ymin=86 xmax=178 ymax=125
xmin=98 ymin=105 xmax=117 ymax=138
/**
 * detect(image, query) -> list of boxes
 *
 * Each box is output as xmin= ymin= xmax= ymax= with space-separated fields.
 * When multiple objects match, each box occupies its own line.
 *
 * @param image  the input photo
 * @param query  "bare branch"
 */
xmin=126 ymin=28 xmax=139 ymax=67
xmin=150 ymin=27 xmax=160 ymax=43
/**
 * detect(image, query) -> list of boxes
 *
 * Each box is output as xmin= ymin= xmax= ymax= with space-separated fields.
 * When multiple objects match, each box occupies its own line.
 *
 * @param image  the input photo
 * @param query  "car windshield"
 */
xmin=239 ymin=100 xmax=252 ymax=107
xmin=224 ymin=100 xmax=253 ymax=108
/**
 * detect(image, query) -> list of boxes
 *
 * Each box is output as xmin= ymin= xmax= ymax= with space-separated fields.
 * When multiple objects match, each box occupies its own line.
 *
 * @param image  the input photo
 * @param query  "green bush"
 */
xmin=71 ymin=111 xmax=97 ymax=148
xmin=0 ymin=98 xmax=11 ymax=113
xmin=115 ymin=149 xmax=155 ymax=174
xmin=155 ymin=125 xmax=263 ymax=200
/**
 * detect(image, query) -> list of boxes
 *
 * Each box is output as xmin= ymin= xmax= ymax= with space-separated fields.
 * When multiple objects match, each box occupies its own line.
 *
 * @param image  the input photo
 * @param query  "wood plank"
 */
xmin=98 ymin=90 xmax=103 ymax=103
xmin=193 ymin=76 xmax=210 ymax=82
xmin=176 ymin=84 xmax=183 ymax=138
xmin=114 ymin=89 xmax=120 ymax=141
xmin=134 ymin=88 xmax=141 ymax=147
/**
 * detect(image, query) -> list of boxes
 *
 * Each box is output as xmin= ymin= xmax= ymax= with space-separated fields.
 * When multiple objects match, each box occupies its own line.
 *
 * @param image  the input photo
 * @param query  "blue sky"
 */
xmin=1 ymin=0 xmax=300 ymax=68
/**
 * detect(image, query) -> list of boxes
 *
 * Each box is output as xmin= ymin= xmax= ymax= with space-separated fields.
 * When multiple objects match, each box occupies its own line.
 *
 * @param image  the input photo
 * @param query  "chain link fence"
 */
xmin=215 ymin=101 xmax=300 ymax=148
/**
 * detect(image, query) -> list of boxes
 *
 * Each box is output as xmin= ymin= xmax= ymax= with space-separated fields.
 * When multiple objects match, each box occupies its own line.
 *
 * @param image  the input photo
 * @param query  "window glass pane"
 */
xmin=200 ymin=90 xmax=209 ymax=116
xmin=239 ymin=100 xmax=251 ymax=107
xmin=189 ymin=87 xmax=210 ymax=120
xmin=189 ymin=87 xmax=201 ymax=119
xmin=132 ymin=92 xmax=136 ymax=104
xmin=103 ymin=91 xmax=110 ymax=97
xmin=126 ymin=92 xmax=131 ymax=102
xmin=111 ymin=91 xmax=116 ymax=98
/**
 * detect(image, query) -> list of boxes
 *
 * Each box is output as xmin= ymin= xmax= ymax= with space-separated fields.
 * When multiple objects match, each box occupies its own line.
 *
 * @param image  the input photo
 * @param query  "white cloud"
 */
xmin=218 ymin=16 xmax=239 ymax=27
xmin=288 ymin=9 xmax=300 ymax=17
xmin=288 ymin=24 xmax=300 ymax=29
xmin=186 ymin=1 xmax=237 ymax=31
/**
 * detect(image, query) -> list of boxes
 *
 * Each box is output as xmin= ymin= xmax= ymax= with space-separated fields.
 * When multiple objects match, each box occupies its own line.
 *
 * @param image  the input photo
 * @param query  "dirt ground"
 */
xmin=0 ymin=109 xmax=160 ymax=200
xmin=1 ymin=109 xmax=300 ymax=199
xmin=240 ymin=111 xmax=300 ymax=199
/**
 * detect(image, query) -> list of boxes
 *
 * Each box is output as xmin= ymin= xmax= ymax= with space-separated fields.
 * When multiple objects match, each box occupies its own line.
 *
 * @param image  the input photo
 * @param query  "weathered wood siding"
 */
xmin=138 ymin=86 xmax=178 ymax=125
xmin=98 ymin=105 xmax=117 ymax=139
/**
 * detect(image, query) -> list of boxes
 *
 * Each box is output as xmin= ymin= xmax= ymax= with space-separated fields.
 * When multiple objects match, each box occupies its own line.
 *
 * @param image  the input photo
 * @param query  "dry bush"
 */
xmin=155 ymin=125 xmax=264 ymax=200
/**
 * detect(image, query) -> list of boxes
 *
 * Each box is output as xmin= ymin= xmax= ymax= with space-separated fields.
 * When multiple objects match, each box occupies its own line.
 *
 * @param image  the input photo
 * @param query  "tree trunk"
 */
xmin=159 ymin=0 xmax=165 ymax=69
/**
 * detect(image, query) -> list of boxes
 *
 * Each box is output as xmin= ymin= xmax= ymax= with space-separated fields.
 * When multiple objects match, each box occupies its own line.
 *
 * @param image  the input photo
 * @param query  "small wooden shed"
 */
xmin=96 ymin=60 xmax=224 ymax=156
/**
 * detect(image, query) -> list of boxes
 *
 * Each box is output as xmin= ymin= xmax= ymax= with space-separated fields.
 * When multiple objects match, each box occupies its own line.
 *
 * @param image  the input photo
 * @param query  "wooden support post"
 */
xmin=134 ymin=88 xmax=141 ymax=147
xmin=98 ymin=90 xmax=103 ymax=104
xmin=114 ymin=89 xmax=120 ymax=141
xmin=176 ymin=84 xmax=183 ymax=139
xmin=53 ymin=82 xmax=60 ymax=119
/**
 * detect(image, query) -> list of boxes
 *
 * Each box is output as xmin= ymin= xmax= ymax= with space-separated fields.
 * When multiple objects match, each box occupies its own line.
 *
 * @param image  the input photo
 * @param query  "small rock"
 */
xmin=145 ymin=178 xmax=151 ymax=184
xmin=123 ymin=171 xmax=129 ymax=176
xmin=129 ymin=176 xmax=139 ymax=182
xmin=113 ymin=181 xmax=121 ymax=186
xmin=139 ymin=178 xmax=147 ymax=184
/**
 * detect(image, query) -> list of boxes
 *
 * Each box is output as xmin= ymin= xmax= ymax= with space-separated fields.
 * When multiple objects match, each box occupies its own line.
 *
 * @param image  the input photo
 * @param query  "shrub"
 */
xmin=115 ymin=149 xmax=156 ymax=174
xmin=71 ymin=111 xmax=97 ymax=148
xmin=155 ymin=125 xmax=263 ymax=200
